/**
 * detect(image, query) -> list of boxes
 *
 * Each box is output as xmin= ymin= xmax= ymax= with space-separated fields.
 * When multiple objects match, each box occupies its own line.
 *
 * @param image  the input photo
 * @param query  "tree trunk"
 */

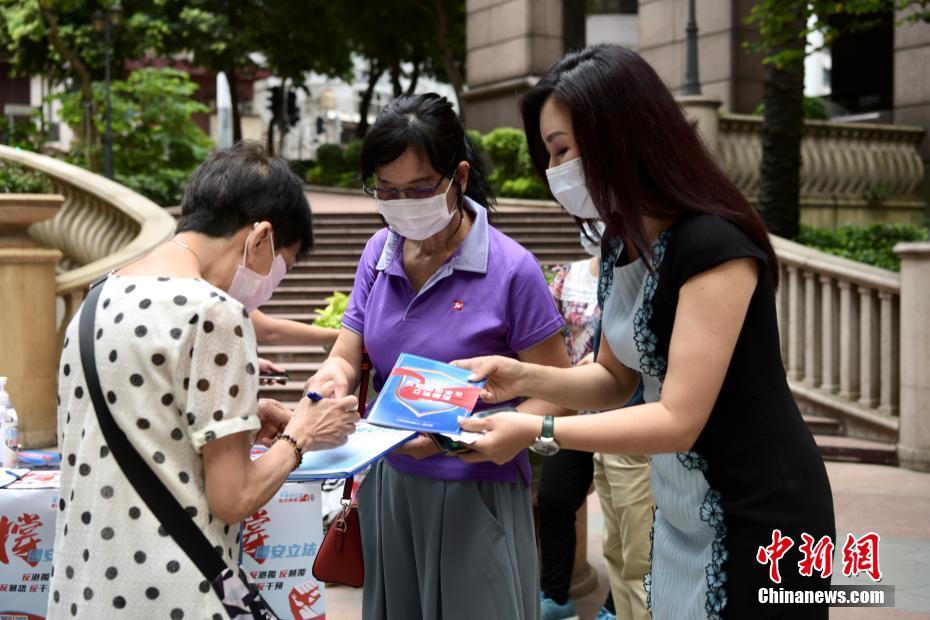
xmin=39 ymin=1 xmax=99 ymax=171
xmin=427 ymin=0 xmax=465 ymax=122
xmin=390 ymin=60 xmax=403 ymax=98
xmin=266 ymin=123 xmax=275 ymax=156
xmin=405 ymin=60 xmax=421 ymax=96
xmin=758 ymin=53 xmax=805 ymax=239
xmin=226 ymin=65 xmax=243 ymax=143
xmin=277 ymin=79 xmax=289 ymax=157
xmin=357 ymin=60 xmax=383 ymax=138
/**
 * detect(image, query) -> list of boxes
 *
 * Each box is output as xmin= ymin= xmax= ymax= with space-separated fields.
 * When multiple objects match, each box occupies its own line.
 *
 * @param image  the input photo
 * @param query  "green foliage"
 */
xmin=482 ymin=127 xmax=524 ymax=182
xmin=305 ymin=127 xmax=553 ymax=199
xmin=342 ymin=139 xmax=363 ymax=172
xmin=312 ymin=291 xmax=350 ymax=329
xmin=745 ymin=0 xmax=930 ymax=68
xmin=797 ymin=223 xmax=929 ymax=271
xmin=755 ymin=96 xmax=829 ymax=120
xmin=0 ymin=160 xmax=49 ymax=193
xmin=542 ymin=263 xmax=561 ymax=286
xmin=863 ymin=182 xmax=893 ymax=207
xmin=55 ymin=67 xmax=213 ymax=206
xmin=316 ymin=144 xmax=349 ymax=174
xmin=306 ymin=143 xmax=356 ymax=187
xmin=466 ymin=129 xmax=485 ymax=158
xmin=0 ymin=110 xmax=47 ymax=151
xmin=472 ymin=127 xmax=550 ymax=200
xmin=500 ymin=176 xmax=548 ymax=200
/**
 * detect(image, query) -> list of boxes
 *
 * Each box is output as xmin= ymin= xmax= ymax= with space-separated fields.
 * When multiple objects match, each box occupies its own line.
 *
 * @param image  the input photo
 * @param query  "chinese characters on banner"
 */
xmin=239 ymin=482 xmax=327 ymax=619
xmin=0 ymin=483 xmax=58 ymax=618
xmin=756 ymin=530 xmax=883 ymax=583
xmin=0 ymin=475 xmax=326 ymax=619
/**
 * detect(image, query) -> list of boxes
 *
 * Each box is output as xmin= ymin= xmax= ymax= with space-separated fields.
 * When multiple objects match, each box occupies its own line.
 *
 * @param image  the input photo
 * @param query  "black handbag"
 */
xmin=78 ymin=277 xmax=279 ymax=619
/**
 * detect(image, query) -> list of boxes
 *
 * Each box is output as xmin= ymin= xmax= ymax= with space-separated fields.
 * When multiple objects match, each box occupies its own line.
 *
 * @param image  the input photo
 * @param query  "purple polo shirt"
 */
xmin=342 ymin=198 xmax=563 ymax=484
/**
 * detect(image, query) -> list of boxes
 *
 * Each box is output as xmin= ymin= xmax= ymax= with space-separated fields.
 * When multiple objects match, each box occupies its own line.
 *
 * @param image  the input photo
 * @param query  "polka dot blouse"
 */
xmin=49 ymin=276 xmax=261 ymax=619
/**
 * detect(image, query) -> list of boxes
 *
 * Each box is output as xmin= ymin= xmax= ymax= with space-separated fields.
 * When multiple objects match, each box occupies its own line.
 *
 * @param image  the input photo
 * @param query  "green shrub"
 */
xmin=316 ymin=144 xmax=348 ymax=175
xmin=313 ymin=291 xmax=350 ymax=328
xmin=500 ymin=176 xmax=548 ymax=199
xmin=336 ymin=170 xmax=359 ymax=188
xmin=289 ymin=159 xmax=315 ymax=180
xmin=343 ymin=139 xmax=363 ymax=172
xmin=0 ymin=160 xmax=49 ymax=193
xmin=797 ymin=223 xmax=929 ymax=271
xmin=306 ymin=164 xmax=338 ymax=187
xmin=55 ymin=67 xmax=212 ymax=206
xmin=482 ymin=128 xmax=524 ymax=179
xmin=755 ymin=96 xmax=829 ymax=120
xmin=475 ymin=127 xmax=552 ymax=200
xmin=0 ymin=111 xmax=47 ymax=151
xmin=466 ymin=129 xmax=486 ymax=158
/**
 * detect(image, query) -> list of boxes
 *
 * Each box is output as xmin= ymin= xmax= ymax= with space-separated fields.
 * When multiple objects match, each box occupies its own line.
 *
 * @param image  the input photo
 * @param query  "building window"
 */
xmin=588 ymin=0 xmax=638 ymax=15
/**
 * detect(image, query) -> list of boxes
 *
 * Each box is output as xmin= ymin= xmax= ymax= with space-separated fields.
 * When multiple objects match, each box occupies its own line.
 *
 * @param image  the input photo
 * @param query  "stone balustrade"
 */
xmin=772 ymin=235 xmax=901 ymax=441
xmin=0 ymin=145 xmax=176 ymax=345
xmin=719 ymin=114 xmax=926 ymax=226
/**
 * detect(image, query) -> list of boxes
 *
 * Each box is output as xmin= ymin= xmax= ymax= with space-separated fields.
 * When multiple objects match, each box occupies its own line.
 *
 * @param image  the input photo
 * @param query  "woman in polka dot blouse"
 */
xmin=49 ymin=142 xmax=359 ymax=619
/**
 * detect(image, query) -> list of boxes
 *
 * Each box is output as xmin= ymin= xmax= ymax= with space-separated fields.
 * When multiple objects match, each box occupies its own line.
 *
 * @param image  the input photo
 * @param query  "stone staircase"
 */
xmin=254 ymin=208 xmax=588 ymax=407
xmin=187 ymin=204 xmax=894 ymax=466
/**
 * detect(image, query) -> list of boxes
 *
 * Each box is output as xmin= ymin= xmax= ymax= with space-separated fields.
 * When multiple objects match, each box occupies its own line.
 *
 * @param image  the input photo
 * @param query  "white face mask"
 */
xmin=377 ymin=179 xmax=455 ymax=241
xmin=546 ymin=157 xmax=600 ymax=220
xmin=580 ymin=220 xmax=606 ymax=257
xmin=227 ymin=226 xmax=287 ymax=312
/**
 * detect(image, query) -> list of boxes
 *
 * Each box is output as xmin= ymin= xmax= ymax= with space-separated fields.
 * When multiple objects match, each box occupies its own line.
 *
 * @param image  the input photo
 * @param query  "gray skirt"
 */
xmin=359 ymin=461 xmax=540 ymax=620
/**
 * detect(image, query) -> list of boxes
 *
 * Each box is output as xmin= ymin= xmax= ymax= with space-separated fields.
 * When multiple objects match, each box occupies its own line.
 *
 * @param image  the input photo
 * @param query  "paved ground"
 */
xmin=324 ymin=461 xmax=930 ymax=619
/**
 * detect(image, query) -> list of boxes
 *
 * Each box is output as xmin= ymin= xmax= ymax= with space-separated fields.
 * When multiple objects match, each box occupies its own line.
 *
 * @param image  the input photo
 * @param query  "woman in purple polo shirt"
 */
xmin=307 ymin=93 xmax=571 ymax=620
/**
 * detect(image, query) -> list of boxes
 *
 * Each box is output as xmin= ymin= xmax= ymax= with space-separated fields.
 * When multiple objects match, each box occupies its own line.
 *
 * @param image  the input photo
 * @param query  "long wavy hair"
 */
xmin=520 ymin=45 xmax=778 ymax=285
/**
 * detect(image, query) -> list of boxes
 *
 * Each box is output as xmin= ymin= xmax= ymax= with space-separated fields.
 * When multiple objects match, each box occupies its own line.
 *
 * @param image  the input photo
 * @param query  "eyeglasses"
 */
xmin=363 ymin=175 xmax=449 ymax=201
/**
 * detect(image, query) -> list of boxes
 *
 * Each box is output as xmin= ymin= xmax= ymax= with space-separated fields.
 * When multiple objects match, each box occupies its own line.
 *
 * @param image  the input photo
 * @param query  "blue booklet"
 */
xmin=366 ymin=353 xmax=486 ymax=435
xmin=287 ymin=423 xmax=416 ymax=480
xmin=251 ymin=423 xmax=416 ymax=480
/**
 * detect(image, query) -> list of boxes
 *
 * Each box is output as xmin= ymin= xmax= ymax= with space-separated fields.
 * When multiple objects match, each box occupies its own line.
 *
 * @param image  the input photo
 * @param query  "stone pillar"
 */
xmin=894 ymin=10 xmax=930 ymax=208
xmin=463 ymin=0 xmax=582 ymax=132
xmin=677 ymin=95 xmax=722 ymax=157
xmin=638 ymin=0 xmax=764 ymax=114
xmin=895 ymin=241 xmax=930 ymax=472
xmin=0 ymin=194 xmax=63 ymax=448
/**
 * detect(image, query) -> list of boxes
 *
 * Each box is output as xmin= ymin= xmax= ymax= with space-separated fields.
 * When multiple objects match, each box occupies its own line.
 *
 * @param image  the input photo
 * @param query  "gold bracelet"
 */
xmin=277 ymin=432 xmax=302 ymax=470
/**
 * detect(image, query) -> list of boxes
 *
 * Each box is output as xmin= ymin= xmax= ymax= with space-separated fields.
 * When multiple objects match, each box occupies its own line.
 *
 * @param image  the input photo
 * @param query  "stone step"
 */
xmin=259 ymin=298 xmax=331 ymax=312
xmin=814 ymin=435 xmax=898 ymax=466
xmin=313 ymin=211 xmax=571 ymax=223
xmin=257 ymin=345 xmax=328 ymax=364
xmin=311 ymin=223 xmax=576 ymax=235
xmin=275 ymin=273 xmax=357 ymax=288
xmin=260 ymin=312 xmax=320 ymax=325
xmin=257 ymin=380 xmax=313 ymax=402
xmin=803 ymin=414 xmax=843 ymax=436
xmin=309 ymin=235 xmax=586 ymax=248
xmin=266 ymin=286 xmax=350 ymax=301
xmin=257 ymin=362 xmax=321 ymax=383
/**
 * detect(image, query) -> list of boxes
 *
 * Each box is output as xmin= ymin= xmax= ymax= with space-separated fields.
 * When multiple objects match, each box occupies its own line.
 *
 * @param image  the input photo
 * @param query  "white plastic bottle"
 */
xmin=0 ymin=377 xmax=19 ymax=467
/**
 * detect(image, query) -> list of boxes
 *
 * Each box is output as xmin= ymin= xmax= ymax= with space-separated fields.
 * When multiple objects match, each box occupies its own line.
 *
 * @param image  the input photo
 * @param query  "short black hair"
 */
xmin=361 ymin=93 xmax=495 ymax=208
xmin=177 ymin=141 xmax=314 ymax=257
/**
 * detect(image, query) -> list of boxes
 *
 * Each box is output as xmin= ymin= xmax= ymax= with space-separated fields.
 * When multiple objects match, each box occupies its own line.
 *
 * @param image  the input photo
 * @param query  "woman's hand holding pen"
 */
xmin=282 ymin=381 xmax=359 ymax=452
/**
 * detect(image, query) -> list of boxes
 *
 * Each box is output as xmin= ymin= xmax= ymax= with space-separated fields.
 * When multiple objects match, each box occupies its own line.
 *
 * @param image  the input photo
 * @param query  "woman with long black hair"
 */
xmin=455 ymin=45 xmax=836 ymax=619
xmin=307 ymin=93 xmax=571 ymax=619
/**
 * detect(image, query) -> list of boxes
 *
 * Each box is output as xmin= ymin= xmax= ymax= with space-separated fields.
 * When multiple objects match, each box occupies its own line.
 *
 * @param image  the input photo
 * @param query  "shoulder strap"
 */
xmin=78 ymin=279 xmax=227 ymax=581
xmin=339 ymin=346 xmax=373 ymax=503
